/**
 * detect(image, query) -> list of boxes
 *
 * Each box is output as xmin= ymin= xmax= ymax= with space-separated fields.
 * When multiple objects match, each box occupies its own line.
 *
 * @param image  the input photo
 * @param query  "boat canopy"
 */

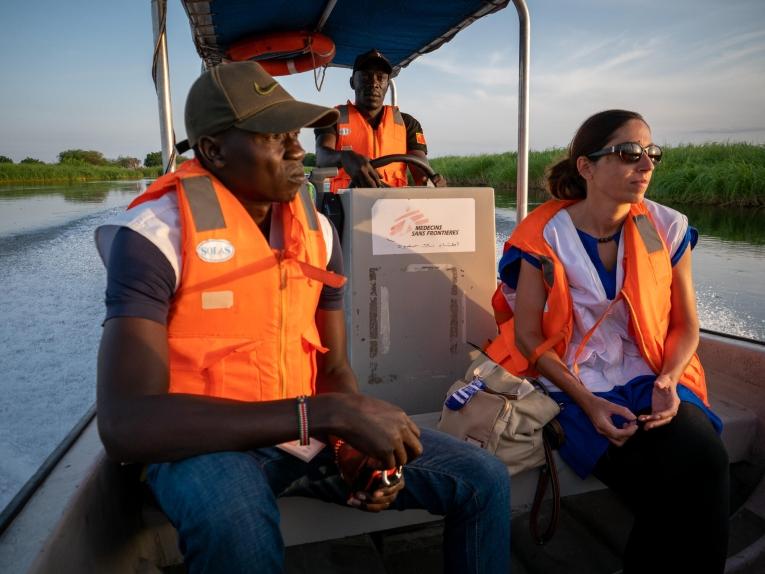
xmin=181 ymin=0 xmax=509 ymax=74
xmin=165 ymin=0 xmax=529 ymax=220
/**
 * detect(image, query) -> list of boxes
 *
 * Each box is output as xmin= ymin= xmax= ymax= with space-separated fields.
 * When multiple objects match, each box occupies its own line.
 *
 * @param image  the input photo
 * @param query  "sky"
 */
xmin=1 ymin=0 xmax=763 ymax=164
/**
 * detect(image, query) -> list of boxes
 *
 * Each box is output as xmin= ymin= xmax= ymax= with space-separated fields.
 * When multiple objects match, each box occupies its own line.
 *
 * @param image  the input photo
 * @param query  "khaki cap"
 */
xmin=184 ymin=61 xmax=339 ymax=147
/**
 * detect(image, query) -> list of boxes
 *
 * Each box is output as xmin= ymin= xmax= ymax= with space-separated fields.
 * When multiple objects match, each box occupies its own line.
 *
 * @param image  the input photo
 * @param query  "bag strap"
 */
xmin=469 ymin=341 xmax=562 ymax=544
xmin=529 ymin=435 xmax=560 ymax=545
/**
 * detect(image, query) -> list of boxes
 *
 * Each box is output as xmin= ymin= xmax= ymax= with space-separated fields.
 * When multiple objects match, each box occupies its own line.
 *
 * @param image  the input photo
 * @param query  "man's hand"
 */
xmin=329 ymin=393 xmax=422 ymax=468
xmin=351 ymin=482 xmax=405 ymax=512
xmin=431 ymin=173 xmax=447 ymax=188
xmin=340 ymin=150 xmax=383 ymax=187
xmin=316 ymin=133 xmax=381 ymax=187
xmin=335 ymin=441 xmax=405 ymax=512
xmin=581 ymin=394 xmax=638 ymax=447
xmin=639 ymin=374 xmax=680 ymax=430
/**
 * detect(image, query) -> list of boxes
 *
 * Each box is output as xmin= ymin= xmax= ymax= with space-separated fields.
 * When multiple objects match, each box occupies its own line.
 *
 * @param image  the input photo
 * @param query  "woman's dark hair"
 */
xmin=546 ymin=109 xmax=647 ymax=199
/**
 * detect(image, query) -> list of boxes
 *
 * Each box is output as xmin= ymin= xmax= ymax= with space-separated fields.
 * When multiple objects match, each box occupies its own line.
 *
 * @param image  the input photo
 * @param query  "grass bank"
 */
xmin=0 ymin=163 xmax=162 ymax=184
xmin=431 ymin=143 xmax=765 ymax=207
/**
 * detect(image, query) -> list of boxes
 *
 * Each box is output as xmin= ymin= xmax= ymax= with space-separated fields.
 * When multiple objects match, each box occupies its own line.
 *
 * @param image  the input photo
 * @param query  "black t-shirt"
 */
xmin=104 ymin=224 xmax=345 ymax=326
xmin=314 ymin=109 xmax=428 ymax=154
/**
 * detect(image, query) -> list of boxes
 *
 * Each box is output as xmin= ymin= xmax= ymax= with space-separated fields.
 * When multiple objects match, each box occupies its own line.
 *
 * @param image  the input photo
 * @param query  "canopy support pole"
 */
xmin=151 ymin=0 xmax=176 ymax=173
xmin=389 ymin=79 xmax=398 ymax=107
xmin=512 ymin=0 xmax=530 ymax=222
xmin=315 ymin=0 xmax=338 ymax=32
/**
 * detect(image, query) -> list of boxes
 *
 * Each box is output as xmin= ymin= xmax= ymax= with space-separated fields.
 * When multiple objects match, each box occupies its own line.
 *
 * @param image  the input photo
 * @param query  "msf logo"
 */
xmin=389 ymin=209 xmax=429 ymax=237
xmin=196 ymin=239 xmax=235 ymax=263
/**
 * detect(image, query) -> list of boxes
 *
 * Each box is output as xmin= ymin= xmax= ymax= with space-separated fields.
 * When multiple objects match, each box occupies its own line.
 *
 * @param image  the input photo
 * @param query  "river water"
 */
xmin=0 ymin=181 xmax=763 ymax=512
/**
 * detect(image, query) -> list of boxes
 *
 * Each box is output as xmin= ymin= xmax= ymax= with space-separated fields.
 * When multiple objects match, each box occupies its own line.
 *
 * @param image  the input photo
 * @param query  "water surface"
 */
xmin=0 ymin=181 xmax=146 ymax=511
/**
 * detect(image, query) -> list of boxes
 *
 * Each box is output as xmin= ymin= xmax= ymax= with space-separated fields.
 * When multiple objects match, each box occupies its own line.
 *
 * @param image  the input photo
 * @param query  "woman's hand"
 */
xmin=581 ymin=394 xmax=638 ymax=447
xmin=639 ymin=374 xmax=680 ymax=430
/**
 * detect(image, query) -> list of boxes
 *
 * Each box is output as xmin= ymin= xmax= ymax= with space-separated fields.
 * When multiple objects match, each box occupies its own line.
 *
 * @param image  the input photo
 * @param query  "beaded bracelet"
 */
xmin=333 ymin=438 xmax=346 ymax=465
xmin=296 ymin=395 xmax=310 ymax=446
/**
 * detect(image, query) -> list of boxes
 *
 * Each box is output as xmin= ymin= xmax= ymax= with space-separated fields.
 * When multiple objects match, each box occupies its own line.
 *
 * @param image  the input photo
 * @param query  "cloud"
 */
xmin=417 ymin=52 xmax=516 ymax=87
xmin=702 ymin=27 xmax=765 ymax=53
xmin=559 ymin=34 xmax=627 ymax=63
xmin=415 ymin=19 xmax=765 ymax=155
xmin=704 ymin=42 xmax=765 ymax=69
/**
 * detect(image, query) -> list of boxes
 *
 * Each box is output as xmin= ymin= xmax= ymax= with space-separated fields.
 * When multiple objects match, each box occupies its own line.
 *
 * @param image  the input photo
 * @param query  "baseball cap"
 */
xmin=183 ymin=61 xmax=339 ymax=149
xmin=352 ymin=49 xmax=393 ymax=75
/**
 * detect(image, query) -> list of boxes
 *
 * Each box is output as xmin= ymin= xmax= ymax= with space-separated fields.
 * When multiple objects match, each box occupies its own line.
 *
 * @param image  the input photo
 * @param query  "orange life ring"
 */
xmin=227 ymin=31 xmax=335 ymax=76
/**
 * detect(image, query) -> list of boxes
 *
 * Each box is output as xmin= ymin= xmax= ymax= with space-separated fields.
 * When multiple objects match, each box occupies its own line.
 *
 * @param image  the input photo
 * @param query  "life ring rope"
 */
xmin=227 ymin=31 xmax=335 ymax=76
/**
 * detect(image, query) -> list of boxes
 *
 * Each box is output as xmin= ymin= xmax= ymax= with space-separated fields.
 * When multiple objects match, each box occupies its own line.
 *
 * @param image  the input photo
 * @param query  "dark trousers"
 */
xmin=593 ymin=402 xmax=730 ymax=574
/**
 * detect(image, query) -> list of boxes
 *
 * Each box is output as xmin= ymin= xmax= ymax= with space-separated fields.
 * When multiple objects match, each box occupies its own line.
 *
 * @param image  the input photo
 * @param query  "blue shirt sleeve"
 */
xmin=671 ymin=226 xmax=697 ymax=266
xmin=104 ymin=228 xmax=175 ymax=325
xmin=498 ymin=246 xmax=540 ymax=289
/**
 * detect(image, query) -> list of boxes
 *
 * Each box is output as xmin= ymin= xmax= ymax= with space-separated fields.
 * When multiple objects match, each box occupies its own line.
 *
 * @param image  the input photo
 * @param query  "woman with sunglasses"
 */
xmin=486 ymin=109 xmax=728 ymax=572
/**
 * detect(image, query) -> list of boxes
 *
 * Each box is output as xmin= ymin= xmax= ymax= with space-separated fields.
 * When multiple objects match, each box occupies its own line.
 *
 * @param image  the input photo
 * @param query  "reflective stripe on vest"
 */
xmin=485 ymin=199 xmax=708 ymax=405
xmin=330 ymin=102 xmax=408 ymax=193
xmin=130 ymin=159 xmax=345 ymax=402
xmin=182 ymin=176 xmax=226 ymax=232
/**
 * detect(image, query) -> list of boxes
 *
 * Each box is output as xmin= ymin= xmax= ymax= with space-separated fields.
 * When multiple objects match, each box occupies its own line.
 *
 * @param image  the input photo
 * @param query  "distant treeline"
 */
xmin=431 ymin=143 xmax=765 ymax=207
xmin=0 ymin=150 xmax=314 ymax=186
xmin=3 ymin=144 xmax=764 ymax=206
xmin=0 ymin=163 xmax=163 ymax=184
xmin=0 ymin=149 xmax=173 ymax=184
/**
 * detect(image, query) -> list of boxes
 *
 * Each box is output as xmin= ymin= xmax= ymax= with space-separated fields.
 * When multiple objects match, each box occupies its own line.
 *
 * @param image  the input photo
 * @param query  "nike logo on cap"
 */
xmin=253 ymin=80 xmax=278 ymax=96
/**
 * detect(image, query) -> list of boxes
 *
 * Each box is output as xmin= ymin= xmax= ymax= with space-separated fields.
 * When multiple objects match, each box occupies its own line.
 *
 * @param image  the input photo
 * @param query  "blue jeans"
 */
xmin=146 ymin=428 xmax=510 ymax=574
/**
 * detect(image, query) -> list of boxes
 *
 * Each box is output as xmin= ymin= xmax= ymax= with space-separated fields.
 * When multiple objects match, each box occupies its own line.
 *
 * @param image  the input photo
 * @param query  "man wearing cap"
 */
xmin=316 ymin=49 xmax=446 ymax=191
xmin=95 ymin=61 xmax=509 ymax=573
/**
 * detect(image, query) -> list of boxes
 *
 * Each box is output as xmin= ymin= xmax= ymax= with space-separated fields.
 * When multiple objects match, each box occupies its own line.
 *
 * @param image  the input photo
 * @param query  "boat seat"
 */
xmin=711 ymin=391 xmax=758 ymax=464
xmin=142 ymin=389 xmax=758 ymax=549
xmin=278 ymin=389 xmax=757 ymax=546
xmin=277 ymin=410 xmax=600 ymax=546
xmin=136 ymin=384 xmax=761 ymax=551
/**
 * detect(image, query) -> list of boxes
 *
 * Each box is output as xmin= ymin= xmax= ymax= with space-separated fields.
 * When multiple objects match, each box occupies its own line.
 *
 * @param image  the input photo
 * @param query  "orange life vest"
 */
xmin=129 ymin=159 xmax=346 ymax=402
xmin=485 ymin=199 xmax=708 ymax=405
xmin=329 ymin=102 xmax=408 ymax=193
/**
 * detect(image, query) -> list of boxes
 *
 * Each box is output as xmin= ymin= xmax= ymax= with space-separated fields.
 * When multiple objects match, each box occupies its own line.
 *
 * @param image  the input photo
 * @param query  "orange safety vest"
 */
xmin=129 ymin=159 xmax=346 ymax=402
xmin=329 ymin=102 xmax=408 ymax=193
xmin=485 ymin=199 xmax=708 ymax=405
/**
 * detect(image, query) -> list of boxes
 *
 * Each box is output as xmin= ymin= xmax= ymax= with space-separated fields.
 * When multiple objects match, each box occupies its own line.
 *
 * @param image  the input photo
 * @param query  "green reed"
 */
xmin=649 ymin=143 xmax=765 ymax=206
xmin=431 ymin=143 xmax=765 ymax=207
xmin=0 ymin=163 xmax=162 ymax=184
xmin=431 ymin=149 xmax=564 ymax=192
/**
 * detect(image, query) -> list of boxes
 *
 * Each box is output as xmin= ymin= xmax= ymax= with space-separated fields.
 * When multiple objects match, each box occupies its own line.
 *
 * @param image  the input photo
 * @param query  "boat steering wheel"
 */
xmin=369 ymin=154 xmax=440 ymax=187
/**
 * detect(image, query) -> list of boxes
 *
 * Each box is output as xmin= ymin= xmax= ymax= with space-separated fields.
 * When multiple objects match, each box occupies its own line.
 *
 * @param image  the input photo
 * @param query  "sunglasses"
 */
xmin=587 ymin=142 xmax=663 ymax=165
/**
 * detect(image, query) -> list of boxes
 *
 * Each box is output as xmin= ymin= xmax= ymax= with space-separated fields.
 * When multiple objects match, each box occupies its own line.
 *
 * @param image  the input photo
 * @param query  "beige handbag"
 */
xmin=437 ymin=352 xmax=564 ymax=544
xmin=438 ymin=353 xmax=560 ymax=474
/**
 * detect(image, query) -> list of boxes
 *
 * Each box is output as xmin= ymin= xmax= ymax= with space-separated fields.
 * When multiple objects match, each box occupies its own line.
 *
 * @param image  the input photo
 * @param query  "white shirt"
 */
xmin=505 ymin=199 xmax=689 ymax=394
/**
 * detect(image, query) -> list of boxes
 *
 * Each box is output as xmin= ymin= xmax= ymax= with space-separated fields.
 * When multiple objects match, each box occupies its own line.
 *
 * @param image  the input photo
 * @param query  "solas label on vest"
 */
xmin=196 ymin=239 xmax=235 ymax=263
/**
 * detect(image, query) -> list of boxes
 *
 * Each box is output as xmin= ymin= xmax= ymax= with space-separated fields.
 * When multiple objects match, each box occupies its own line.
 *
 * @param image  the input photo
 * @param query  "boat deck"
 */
xmin=277 ymin=462 xmax=765 ymax=574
